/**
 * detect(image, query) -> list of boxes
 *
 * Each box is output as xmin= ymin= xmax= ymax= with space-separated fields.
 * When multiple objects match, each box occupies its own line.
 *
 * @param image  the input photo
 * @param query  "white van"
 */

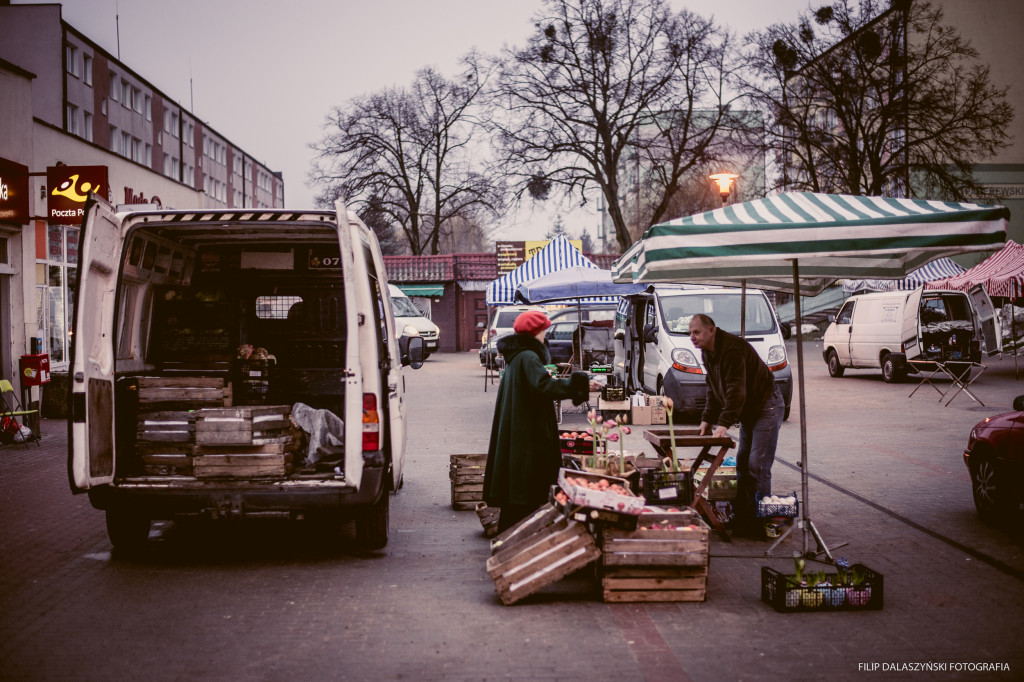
xmin=822 ymin=286 xmax=1001 ymax=382
xmin=389 ymin=284 xmax=440 ymax=358
xmin=613 ymin=285 xmax=793 ymax=420
xmin=68 ymin=197 xmax=424 ymax=551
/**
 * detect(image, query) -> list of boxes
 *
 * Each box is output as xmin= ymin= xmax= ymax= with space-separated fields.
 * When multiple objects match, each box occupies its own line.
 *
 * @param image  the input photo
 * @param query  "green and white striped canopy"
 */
xmin=612 ymin=192 xmax=1009 ymax=296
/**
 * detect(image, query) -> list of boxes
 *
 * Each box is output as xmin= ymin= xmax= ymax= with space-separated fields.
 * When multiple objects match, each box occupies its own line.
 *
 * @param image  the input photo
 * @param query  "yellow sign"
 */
xmin=524 ymin=240 xmax=583 ymax=261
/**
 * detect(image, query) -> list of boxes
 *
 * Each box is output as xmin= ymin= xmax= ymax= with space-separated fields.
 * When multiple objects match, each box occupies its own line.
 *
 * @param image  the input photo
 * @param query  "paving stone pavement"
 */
xmin=0 ymin=343 xmax=1022 ymax=681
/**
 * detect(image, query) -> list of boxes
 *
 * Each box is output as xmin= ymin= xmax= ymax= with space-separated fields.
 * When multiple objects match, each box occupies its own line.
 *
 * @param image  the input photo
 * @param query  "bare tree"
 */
xmin=311 ymin=56 xmax=504 ymax=254
xmin=743 ymin=0 xmax=1013 ymax=199
xmin=491 ymin=0 xmax=734 ymax=251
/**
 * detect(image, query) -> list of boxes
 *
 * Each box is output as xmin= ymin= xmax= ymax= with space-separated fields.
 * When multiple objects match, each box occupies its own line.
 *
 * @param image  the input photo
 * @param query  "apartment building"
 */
xmin=0 ymin=3 xmax=284 ymax=406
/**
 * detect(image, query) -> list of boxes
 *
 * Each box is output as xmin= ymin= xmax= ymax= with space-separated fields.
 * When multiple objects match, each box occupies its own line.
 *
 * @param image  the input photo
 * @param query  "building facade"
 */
xmin=0 ymin=3 xmax=284 ymax=412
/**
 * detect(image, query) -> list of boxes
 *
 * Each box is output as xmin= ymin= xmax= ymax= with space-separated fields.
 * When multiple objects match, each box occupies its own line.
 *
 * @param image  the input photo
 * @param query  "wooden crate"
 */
xmin=194 ymin=406 xmax=292 ymax=446
xmin=449 ymin=454 xmax=487 ymax=510
xmin=475 ymin=502 xmax=501 ymax=538
xmin=140 ymin=453 xmax=194 ymax=476
xmin=486 ymin=511 xmax=600 ymax=606
xmin=599 ymin=510 xmax=710 ymax=603
xmin=601 ymin=565 xmax=709 ymax=603
xmin=137 ymin=376 xmax=231 ymax=410
xmin=489 ymin=504 xmax=563 ymax=556
xmin=193 ymin=453 xmax=293 ymax=478
xmin=136 ymin=411 xmax=195 ymax=444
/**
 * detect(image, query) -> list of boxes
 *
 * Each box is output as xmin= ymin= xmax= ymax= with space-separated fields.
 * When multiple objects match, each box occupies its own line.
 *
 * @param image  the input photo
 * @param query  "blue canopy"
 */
xmin=487 ymin=235 xmax=599 ymax=305
xmin=513 ymin=266 xmax=647 ymax=304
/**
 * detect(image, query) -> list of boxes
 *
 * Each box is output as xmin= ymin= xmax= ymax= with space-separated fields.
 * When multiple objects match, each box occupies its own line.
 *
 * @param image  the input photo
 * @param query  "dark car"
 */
xmin=964 ymin=395 xmax=1024 ymax=523
xmin=544 ymin=321 xmax=578 ymax=364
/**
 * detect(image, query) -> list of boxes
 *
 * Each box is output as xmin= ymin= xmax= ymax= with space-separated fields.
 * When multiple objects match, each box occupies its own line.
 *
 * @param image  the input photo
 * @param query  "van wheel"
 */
xmin=106 ymin=508 xmax=151 ymax=553
xmin=826 ymin=350 xmax=844 ymax=377
xmin=356 ymin=490 xmax=390 ymax=550
xmin=881 ymin=353 xmax=904 ymax=383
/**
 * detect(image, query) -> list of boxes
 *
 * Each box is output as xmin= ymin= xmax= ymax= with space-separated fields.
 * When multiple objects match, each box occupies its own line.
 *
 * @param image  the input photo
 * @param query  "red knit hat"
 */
xmin=513 ymin=310 xmax=552 ymax=335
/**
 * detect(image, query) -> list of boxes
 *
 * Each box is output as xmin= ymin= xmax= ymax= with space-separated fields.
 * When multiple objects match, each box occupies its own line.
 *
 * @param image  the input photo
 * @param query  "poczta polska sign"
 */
xmin=47 ymin=165 xmax=108 ymax=225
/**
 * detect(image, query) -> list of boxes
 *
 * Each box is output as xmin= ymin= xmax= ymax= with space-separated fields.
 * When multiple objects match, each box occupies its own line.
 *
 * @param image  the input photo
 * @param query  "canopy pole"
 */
xmin=740 ymin=279 xmax=746 ymax=337
xmin=790 ymin=259 xmax=841 ymax=562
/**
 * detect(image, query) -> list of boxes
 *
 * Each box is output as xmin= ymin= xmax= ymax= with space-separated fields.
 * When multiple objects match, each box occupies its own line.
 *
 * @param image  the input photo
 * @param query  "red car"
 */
xmin=964 ymin=395 xmax=1024 ymax=523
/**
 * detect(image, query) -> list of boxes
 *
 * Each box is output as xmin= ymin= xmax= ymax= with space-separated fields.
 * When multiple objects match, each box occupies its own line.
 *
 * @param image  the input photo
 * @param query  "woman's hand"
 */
xmin=589 ymin=380 xmax=604 ymax=392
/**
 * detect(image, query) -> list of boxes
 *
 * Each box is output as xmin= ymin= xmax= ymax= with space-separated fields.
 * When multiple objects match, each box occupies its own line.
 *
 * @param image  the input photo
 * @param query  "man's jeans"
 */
xmin=734 ymin=385 xmax=784 ymax=524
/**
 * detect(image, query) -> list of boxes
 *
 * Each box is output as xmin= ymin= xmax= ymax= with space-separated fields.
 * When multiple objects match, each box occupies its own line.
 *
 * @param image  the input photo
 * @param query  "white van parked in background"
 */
xmin=613 ymin=285 xmax=793 ymax=420
xmin=69 ymin=198 xmax=423 ymax=552
xmin=822 ymin=285 xmax=1001 ymax=382
xmin=389 ymin=284 xmax=440 ymax=358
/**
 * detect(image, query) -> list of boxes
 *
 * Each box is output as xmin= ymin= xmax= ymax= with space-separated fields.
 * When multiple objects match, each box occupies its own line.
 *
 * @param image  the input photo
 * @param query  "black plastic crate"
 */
xmin=235 ymin=359 xmax=274 ymax=406
xmin=757 ymin=491 xmax=799 ymax=518
xmin=601 ymin=386 xmax=625 ymax=402
xmin=642 ymin=470 xmax=693 ymax=506
xmin=761 ymin=564 xmax=884 ymax=612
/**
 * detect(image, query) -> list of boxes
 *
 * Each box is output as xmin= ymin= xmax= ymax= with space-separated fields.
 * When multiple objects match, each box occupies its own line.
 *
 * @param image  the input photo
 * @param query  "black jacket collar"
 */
xmin=497 ymin=333 xmax=551 ymax=364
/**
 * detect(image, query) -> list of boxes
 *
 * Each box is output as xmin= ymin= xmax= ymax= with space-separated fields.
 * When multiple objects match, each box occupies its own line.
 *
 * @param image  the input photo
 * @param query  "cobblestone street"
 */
xmin=1 ymin=344 xmax=1023 ymax=681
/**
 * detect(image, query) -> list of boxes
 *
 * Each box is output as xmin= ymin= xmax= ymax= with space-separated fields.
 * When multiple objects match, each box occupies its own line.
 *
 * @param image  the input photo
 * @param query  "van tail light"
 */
xmin=362 ymin=393 xmax=380 ymax=451
xmin=768 ymin=360 xmax=788 ymax=372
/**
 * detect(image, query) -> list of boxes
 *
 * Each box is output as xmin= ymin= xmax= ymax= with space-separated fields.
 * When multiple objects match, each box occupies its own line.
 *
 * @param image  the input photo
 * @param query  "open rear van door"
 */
xmin=901 ymin=287 xmax=925 ymax=361
xmin=68 ymin=196 xmax=123 ymax=492
xmin=334 ymin=202 xmax=365 ymax=489
xmin=968 ymin=284 xmax=1002 ymax=356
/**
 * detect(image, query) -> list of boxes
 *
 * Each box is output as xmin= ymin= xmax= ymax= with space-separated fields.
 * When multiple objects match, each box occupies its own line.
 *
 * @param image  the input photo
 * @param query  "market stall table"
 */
xmin=906 ymin=359 xmax=987 ymax=407
xmin=642 ymin=428 xmax=735 ymax=539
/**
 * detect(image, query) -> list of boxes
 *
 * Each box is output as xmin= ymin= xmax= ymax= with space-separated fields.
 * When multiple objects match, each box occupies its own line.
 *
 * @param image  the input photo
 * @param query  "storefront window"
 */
xmin=37 ymin=225 xmax=78 ymax=369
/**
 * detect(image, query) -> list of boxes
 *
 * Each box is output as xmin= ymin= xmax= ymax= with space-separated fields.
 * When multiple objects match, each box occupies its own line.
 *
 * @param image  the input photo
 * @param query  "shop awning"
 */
xmin=397 ymin=283 xmax=444 ymax=297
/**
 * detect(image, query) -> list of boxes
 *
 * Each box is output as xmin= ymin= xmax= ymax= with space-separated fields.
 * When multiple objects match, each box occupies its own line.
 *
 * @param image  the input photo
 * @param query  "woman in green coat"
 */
xmin=483 ymin=311 xmax=597 ymax=531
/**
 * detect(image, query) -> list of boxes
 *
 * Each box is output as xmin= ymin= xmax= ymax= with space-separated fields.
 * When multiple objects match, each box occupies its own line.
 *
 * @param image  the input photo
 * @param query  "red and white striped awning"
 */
xmin=926 ymin=240 xmax=1024 ymax=298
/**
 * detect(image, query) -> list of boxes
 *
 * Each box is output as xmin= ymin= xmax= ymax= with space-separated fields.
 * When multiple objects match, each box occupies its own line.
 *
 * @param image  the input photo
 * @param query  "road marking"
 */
xmin=611 ymin=603 xmax=693 ymax=682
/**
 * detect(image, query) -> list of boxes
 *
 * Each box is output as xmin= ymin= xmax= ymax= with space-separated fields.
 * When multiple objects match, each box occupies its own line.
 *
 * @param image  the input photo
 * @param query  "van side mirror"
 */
xmin=780 ymin=321 xmax=791 ymax=340
xmin=643 ymin=323 xmax=657 ymax=344
xmin=614 ymin=328 xmax=625 ymax=341
xmin=827 ymin=313 xmax=836 ymax=323
xmin=401 ymin=335 xmax=425 ymax=369
xmin=1013 ymin=395 xmax=1024 ymax=412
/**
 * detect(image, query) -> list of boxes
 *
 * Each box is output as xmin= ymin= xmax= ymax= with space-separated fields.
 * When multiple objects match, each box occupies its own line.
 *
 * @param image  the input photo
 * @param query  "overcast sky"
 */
xmin=41 ymin=0 xmax=812 ymax=242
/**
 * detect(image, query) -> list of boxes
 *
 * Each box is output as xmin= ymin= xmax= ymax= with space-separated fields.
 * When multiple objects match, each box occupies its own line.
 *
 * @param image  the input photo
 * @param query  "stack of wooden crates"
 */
xmin=134 ymin=376 xmax=298 ymax=477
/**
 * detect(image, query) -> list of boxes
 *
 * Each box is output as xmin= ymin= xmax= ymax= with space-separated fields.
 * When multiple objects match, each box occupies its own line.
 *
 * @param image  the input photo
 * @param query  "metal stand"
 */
xmin=764 ymin=260 xmax=846 ymax=562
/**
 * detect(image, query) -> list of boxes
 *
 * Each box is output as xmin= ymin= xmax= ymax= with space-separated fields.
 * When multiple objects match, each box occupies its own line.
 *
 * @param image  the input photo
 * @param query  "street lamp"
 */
xmin=709 ymin=172 xmax=739 ymax=204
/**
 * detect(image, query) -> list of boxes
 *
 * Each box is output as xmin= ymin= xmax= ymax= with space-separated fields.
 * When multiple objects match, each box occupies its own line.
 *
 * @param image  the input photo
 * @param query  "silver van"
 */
xmin=68 ymin=198 xmax=423 ymax=551
xmin=613 ymin=285 xmax=792 ymax=420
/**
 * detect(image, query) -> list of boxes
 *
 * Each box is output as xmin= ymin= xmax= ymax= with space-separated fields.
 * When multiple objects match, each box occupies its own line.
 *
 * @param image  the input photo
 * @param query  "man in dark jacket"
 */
xmin=689 ymin=313 xmax=784 ymax=536
xmin=484 ymin=311 xmax=596 ymax=531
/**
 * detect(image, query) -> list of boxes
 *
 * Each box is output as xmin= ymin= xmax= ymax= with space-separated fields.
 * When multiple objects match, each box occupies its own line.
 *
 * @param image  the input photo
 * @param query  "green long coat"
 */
xmin=483 ymin=333 xmax=590 ymax=508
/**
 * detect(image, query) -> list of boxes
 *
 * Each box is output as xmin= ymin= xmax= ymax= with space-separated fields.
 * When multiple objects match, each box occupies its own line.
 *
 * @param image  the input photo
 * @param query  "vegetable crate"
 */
xmin=449 ymin=454 xmax=487 ymax=510
xmin=235 ymin=359 xmax=274 ymax=406
xmin=693 ymin=465 xmax=738 ymax=501
xmin=599 ymin=510 xmax=710 ymax=603
xmin=641 ymin=470 xmax=693 ymax=507
xmin=761 ymin=564 xmax=884 ymax=612
xmin=757 ymin=491 xmax=799 ymax=518
xmin=475 ymin=502 xmax=501 ymax=538
xmin=556 ymin=469 xmax=644 ymax=531
xmin=558 ymin=429 xmax=595 ymax=455
xmin=486 ymin=503 xmax=600 ymax=606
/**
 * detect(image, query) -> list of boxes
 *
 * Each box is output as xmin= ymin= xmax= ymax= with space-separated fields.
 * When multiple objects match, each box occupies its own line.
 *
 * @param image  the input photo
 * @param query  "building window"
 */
xmin=171 ymin=111 xmax=180 ymax=137
xmin=84 ymin=112 xmax=93 ymax=142
xmin=110 ymin=125 xmax=118 ymax=153
xmin=144 ymin=95 xmax=152 ymax=120
xmin=83 ymin=54 xmax=92 ymax=85
xmin=66 ymin=44 xmax=79 ymax=77
xmin=121 ymin=81 xmax=131 ymax=107
xmin=163 ymin=109 xmax=171 ymax=134
xmin=109 ymin=72 xmax=118 ymax=101
xmin=101 ymin=100 xmax=107 ymax=116
xmin=38 ymin=225 xmax=80 ymax=368
xmin=145 ymin=143 xmax=152 ymax=167
xmin=132 ymin=87 xmax=143 ymax=114
xmin=65 ymin=104 xmax=79 ymax=135
xmin=121 ymin=131 xmax=131 ymax=158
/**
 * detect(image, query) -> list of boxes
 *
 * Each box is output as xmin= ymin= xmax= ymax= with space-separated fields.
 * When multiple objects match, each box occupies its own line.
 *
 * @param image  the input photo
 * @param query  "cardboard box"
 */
xmin=650 ymin=406 xmax=668 ymax=425
xmin=648 ymin=395 xmax=670 ymax=408
xmin=631 ymin=405 xmax=653 ymax=426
